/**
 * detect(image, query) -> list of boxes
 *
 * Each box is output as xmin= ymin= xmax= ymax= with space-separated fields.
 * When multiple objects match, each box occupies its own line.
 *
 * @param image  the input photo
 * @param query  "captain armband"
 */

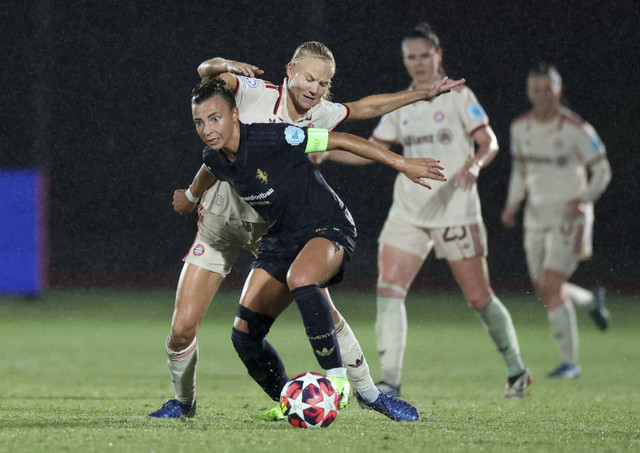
xmin=305 ymin=128 xmax=329 ymax=153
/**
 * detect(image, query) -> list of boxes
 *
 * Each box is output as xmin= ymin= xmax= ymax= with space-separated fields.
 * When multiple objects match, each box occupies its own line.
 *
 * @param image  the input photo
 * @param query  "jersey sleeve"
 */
xmin=453 ymin=86 xmax=490 ymax=135
xmin=234 ymin=76 xmax=273 ymax=109
xmin=370 ymin=112 xmax=399 ymax=145
xmin=573 ymin=121 xmax=611 ymax=202
xmin=311 ymin=100 xmax=350 ymax=130
xmin=574 ymin=121 xmax=606 ymax=164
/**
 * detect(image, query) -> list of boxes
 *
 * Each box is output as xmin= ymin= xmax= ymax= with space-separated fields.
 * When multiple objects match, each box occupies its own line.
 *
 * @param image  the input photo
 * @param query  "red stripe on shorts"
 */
xmin=470 ymin=224 xmax=484 ymax=255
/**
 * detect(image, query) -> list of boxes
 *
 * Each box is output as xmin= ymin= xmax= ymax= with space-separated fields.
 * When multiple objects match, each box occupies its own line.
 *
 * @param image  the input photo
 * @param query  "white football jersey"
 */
xmin=508 ymin=107 xmax=606 ymax=228
xmin=200 ymin=76 xmax=350 ymax=222
xmin=371 ymin=84 xmax=489 ymax=227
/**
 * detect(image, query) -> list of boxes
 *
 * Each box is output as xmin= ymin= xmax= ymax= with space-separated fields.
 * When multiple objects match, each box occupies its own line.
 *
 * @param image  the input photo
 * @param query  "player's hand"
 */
xmin=401 ymin=158 xmax=446 ymax=190
xmin=173 ymin=189 xmax=197 ymax=215
xmin=501 ymin=205 xmax=518 ymax=228
xmin=421 ymin=76 xmax=466 ymax=101
xmin=454 ymin=159 xmax=480 ymax=190
xmin=223 ymin=60 xmax=264 ymax=78
xmin=567 ymin=199 xmax=586 ymax=218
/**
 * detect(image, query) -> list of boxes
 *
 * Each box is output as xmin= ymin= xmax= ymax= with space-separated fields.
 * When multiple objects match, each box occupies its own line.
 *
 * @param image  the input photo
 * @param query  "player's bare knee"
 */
xmin=168 ymin=331 xmax=195 ymax=351
xmin=467 ymin=292 xmax=494 ymax=310
xmin=286 ymin=273 xmax=314 ymax=291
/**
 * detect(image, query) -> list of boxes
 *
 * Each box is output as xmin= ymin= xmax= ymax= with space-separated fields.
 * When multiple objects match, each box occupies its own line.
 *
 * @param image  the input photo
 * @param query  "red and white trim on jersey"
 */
xmin=584 ymin=152 xmax=607 ymax=167
xmin=558 ymin=107 xmax=584 ymax=130
xmin=469 ymin=124 xmax=489 ymax=136
xmin=333 ymin=104 xmax=350 ymax=130
xmin=272 ymin=84 xmax=285 ymax=115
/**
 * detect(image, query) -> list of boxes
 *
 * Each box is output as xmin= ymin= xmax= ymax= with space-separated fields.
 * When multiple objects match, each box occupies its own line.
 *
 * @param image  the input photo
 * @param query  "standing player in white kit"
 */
xmin=502 ymin=62 xmax=612 ymax=379
xmin=149 ymin=41 xmax=463 ymax=419
xmin=325 ymin=22 xmax=532 ymax=399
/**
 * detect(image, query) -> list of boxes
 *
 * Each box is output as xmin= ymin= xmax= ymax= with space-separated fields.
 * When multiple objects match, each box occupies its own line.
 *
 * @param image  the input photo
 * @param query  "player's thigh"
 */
xmin=540 ymin=223 xmax=585 ymax=287
xmin=524 ymin=227 xmax=547 ymax=283
xmin=237 ymin=268 xmax=292 ymax=323
xmin=172 ymin=262 xmax=225 ymax=335
xmin=288 ymin=237 xmax=344 ymax=289
xmin=377 ymin=219 xmax=431 ymax=289
xmin=530 ymin=223 xmax=583 ymax=285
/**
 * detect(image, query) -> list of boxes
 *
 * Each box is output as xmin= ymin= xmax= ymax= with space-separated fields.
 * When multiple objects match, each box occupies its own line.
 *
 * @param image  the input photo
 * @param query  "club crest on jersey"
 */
xmin=284 ymin=125 xmax=305 ymax=146
xmin=239 ymin=76 xmax=259 ymax=89
xmin=467 ymin=103 xmax=486 ymax=120
xmin=256 ymin=168 xmax=269 ymax=184
xmin=193 ymin=244 xmax=205 ymax=256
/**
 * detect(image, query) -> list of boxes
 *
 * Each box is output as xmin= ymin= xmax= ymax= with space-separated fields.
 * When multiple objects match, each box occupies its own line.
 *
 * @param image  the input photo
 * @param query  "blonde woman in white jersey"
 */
xmin=149 ymin=41 xmax=463 ymax=419
xmin=326 ymin=23 xmax=531 ymax=398
xmin=502 ymin=63 xmax=612 ymax=379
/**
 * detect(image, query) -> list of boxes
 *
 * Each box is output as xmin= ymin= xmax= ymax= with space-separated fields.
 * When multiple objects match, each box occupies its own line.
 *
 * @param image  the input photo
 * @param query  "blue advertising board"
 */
xmin=0 ymin=169 xmax=48 ymax=296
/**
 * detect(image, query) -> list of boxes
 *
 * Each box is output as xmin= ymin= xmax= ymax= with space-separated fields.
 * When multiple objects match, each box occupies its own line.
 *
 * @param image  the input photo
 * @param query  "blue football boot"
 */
xmin=356 ymin=390 xmax=418 ymax=421
xmin=149 ymin=399 xmax=196 ymax=418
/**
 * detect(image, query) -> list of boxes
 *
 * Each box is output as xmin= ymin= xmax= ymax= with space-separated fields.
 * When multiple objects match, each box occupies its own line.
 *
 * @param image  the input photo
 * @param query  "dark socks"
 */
xmin=291 ymin=284 xmax=342 ymax=370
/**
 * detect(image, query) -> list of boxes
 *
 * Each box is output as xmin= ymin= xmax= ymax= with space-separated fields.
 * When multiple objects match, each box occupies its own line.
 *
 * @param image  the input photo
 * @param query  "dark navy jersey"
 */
xmin=202 ymin=122 xmax=356 ymax=252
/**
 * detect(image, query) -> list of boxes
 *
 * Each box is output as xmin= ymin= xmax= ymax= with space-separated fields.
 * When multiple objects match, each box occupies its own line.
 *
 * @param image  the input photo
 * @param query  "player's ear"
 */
xmin=232 ymin=107 xmax=239 ymax=121
xmin=286 ymin=62 xmax=295 ymax=79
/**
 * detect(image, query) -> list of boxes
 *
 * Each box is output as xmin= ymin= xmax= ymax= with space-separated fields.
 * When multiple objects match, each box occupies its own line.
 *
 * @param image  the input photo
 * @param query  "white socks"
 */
xmin=335 ymin=316 xmax=379 ymax=403
xmin=547 ymin=295 xmax=579 ymax=364
xmin=375 ymin=290 xmax=407 ymax=389
xmin=475 ymin=296 xmax=525 ymax=377
xmin=166 ymin=336 xmax=198 ymax=405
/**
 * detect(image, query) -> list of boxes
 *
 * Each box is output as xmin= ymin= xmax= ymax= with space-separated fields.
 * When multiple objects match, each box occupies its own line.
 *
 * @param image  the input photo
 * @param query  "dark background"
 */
xmin=2 ymin=0 xmax=639 ymax=293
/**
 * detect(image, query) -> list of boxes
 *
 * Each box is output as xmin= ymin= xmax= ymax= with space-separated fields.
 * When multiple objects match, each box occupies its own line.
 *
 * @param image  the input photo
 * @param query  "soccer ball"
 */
xmin=279 ymin=372 xmax=340 ymax=429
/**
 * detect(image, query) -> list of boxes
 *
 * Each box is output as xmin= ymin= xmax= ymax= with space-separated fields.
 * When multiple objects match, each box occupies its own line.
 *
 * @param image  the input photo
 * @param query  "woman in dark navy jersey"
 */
xmin=191 ymin=78 xmax=445 ymax=419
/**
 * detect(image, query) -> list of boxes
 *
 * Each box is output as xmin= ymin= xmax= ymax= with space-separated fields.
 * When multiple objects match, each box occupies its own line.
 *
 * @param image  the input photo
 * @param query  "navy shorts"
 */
xmin=251 ymin=224 xmax=356 ymax=287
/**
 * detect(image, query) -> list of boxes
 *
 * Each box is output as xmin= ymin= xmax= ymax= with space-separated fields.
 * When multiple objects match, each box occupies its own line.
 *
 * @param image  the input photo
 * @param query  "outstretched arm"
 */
xmin=324 ymin=131 xmax=445 ymax=189
xmin=173 ymin=164 xmax=217 ymax=215
xmin=197 ymin=57 xmax=264 ymax=91
xmin=344 ymin=77 xmax=465 ymax=122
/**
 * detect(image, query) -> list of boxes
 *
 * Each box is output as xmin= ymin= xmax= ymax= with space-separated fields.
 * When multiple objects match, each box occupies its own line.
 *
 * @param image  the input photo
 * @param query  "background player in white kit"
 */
xmin=326 ymin=23 xmax=531 ymax=398
xmin=150 ymin=41 xmax=463 ymax=419
xmin=501 ymin=63 xmax=612 ymax=379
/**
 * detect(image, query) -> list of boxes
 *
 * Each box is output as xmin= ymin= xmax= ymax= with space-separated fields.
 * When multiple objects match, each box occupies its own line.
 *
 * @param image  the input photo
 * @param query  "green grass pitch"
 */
xmin=0 ymin=288 xmax=638 ymax=452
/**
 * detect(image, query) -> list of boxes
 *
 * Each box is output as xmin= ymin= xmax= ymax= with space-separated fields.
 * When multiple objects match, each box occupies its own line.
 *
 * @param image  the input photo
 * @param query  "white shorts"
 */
xmin=524 ymin=214 xmax=593 ymax=282
xmin=377 ymin=218 xmax=487 ymax=261
xmin=183 ymin=212 xmax=267 ymax=277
